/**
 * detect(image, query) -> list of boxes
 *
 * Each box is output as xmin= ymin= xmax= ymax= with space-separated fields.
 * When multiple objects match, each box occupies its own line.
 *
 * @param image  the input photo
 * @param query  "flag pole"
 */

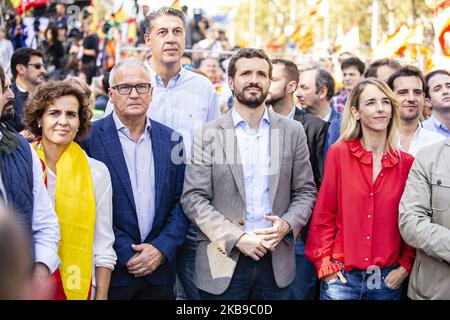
xmin=249 ymin=0 xmax=256 ymax=47
xmin=371 ymin=0 xmax=379 ymax=50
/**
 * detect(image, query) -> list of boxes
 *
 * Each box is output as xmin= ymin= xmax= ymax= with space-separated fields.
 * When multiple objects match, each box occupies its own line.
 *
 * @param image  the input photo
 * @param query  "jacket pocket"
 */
xmin=431 ymin=174 xmax=450 ymax=212
xmin=412 ymin=252 xmax=437 ymax=299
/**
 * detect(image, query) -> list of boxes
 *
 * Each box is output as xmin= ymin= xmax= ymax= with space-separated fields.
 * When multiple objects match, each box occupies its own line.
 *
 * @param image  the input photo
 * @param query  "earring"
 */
xmin=37 ymin=123 xmax=41 ymax=128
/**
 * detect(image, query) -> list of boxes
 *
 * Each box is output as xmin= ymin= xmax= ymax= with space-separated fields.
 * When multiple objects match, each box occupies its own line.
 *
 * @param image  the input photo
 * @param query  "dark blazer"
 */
xmin=293 ymin=107 xmax=328 ymax=189
xmin=324 ymin=107 xmax=342 ymax=158
xmin=181 ymin=110 xmax=317 ymax=294
xmin=80 ymin=114 xmax=189 ymax=287
xmin=5 ymin=82 xmax=28 ymax=132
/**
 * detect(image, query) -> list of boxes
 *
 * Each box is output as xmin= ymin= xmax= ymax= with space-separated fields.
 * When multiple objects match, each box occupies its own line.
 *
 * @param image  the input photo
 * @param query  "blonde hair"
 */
xmin=339 ymin=77 xmax=400 ymax=152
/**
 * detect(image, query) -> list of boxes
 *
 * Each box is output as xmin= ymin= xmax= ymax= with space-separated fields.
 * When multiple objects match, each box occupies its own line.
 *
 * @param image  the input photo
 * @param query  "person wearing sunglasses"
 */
xmin=6 ymin=48 xmax=46 ymax=137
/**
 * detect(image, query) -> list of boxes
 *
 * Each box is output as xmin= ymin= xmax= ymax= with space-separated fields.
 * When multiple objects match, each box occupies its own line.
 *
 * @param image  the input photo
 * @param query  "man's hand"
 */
xmin=126 ymin=244 xmax=165 ymax=278
xmin=235 ymin=233 xmax=271 ymax=261
xmin=253 ymin=215 xmax=291 ymax=252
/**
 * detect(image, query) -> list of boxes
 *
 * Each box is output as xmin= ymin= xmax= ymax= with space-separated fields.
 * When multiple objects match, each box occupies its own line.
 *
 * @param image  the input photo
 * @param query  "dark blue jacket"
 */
xmin=79 ymin=114 xmax=189 ymax=287
xmin=324 ymin=107 xmax=342 ymax=158
xmin=6 ymin=82 xmax=28 ymax=132
xmin=1 ymin=132 xmax=34 ymax=256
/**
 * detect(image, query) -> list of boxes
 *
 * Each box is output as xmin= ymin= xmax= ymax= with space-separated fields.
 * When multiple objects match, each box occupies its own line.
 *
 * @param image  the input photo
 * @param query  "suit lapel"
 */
xmin=218 ymin=113 xmax=246 ymax=202
xmin=150 ymin=121 xmax=167 ymax=216
xmin=101 ymin=114 xmax=136 ymax=211
xmin=268 ymin=111 xmax=284 ymax=208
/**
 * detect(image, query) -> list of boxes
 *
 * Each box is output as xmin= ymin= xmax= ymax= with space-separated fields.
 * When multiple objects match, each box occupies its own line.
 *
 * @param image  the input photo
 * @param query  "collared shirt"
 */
xmin=305 ymin=140 xmax=416 ymax=279
xmin=46 ymin=155 xmax=117 ymax=286
xmin=422 ymin=114 xmax=450 ymax=138
xmin=104 ymin=66 xmax=220 ymax=154
xmin=331 ymin=89 xmax=348 ymax=114
xmin=113 ymin=112 xmax=155 ymax=242
xmin=232 ymin=108 xmax=272 ymax=232
xmin=0 ymin=128 xmax=60 ymax=273
xmin=400 ymin=123 xmax=446 ymax=156
xmin=323 ymin=109 xmax=332 ymax=122
xmin=30 ymin=145 xmax=61 ymax=273
xmin=287 ymin=105 xmax=297 ymax=120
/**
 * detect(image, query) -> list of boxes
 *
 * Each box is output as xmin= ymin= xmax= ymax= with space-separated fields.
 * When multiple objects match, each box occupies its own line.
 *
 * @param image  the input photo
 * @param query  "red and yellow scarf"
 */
xmin=32 ymin=138 xmax=96 ymax=300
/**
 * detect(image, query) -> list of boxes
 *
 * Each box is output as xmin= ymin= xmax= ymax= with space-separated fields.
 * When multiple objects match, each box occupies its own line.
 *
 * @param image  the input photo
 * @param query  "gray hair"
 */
xmin=301 ymin=67 xmax=335 ymax=101
xmin=145 ymin=6 xmax=186 ymax=35
xmin=109 ymin=57 xmax=152 ymax=87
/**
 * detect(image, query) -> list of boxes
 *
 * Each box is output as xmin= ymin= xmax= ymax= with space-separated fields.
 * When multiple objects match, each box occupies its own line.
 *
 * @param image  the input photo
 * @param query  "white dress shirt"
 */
xmin=46 ymin=154 xmax=117 ymax=289
xmin=400 ymin=124 xmax=446 ymax=156
xmin=30 ymin=145 xmax=61 ymax=273
xmin=232 ymin=108 xmax=272 ymax=232
xmin=0 ymin=130 xmax=60 ymax=273
xmin=113 ymin=112 xmax=155 ymax=242
xmin=422 ymin=114 xmax=450 ymax=138
xmin=287 ymin=105 xmax=297 ymax=120
xmin=104 ymin=66 xmax=220 ymax=155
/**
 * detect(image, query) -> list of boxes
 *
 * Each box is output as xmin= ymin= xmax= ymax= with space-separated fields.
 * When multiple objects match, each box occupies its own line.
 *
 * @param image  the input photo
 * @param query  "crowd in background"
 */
xmin=0 ymin=3 xmax=450 ymax=301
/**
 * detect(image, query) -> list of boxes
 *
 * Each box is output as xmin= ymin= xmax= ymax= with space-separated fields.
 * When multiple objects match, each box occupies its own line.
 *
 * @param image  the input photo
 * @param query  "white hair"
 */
xmin=109 ymin=57 xmax=152 ymax=87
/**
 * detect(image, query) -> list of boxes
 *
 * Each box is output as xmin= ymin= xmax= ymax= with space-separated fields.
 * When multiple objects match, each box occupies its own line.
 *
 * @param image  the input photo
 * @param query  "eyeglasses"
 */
xmin=112 ymin=83 xmax=152 ymax=95
xmin=28 ymin=63 xmax=46 ymax=70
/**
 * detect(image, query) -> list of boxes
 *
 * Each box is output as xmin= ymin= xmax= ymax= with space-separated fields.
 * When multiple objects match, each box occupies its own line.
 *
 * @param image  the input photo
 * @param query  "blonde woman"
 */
xmin=305 ymin=78 xmax=415 ymax=300
xmin=24 ymin=80 xmax=116 ymax=300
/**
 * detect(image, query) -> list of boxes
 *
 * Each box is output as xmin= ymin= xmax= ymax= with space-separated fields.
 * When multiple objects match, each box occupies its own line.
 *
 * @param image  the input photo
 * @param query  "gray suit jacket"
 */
xmin=181 ymin=110 xmax=317 ymax=295
xmin=399 ymin=138 xmax=450 ymax=300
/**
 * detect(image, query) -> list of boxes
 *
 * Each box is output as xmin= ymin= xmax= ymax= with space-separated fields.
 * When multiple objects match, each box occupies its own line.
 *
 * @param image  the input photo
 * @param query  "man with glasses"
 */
xmin=7 ymin=48 xmax=46 ymax=135
xmin=80 ymin=57 xmax=189 ymax=300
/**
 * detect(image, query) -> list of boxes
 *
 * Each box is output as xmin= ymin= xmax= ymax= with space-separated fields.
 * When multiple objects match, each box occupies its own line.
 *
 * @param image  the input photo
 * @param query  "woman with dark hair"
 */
xmin=24 ymin=80 xmax=116 ymax=300
xmin=10 ymin=15 xmax=28 ymax=49
xmin=42 ymin=26 xmax=64 ymax=78
xmin=305 ymin=78 xmax=415 ymax=300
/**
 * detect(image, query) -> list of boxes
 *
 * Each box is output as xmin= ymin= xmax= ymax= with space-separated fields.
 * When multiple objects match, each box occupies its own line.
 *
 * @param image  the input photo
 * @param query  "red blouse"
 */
xmin=304 ymin=139 xmax=416 ymax=279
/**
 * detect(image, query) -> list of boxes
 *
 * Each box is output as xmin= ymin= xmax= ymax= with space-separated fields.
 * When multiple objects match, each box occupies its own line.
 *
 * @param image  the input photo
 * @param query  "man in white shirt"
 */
xmin=422 ymin=69 xmax=450 ymax=138
xmin=0 ymin=67 xmax=59 ymax=285
xmin=387 ymin=66 xmax=444 ymax=156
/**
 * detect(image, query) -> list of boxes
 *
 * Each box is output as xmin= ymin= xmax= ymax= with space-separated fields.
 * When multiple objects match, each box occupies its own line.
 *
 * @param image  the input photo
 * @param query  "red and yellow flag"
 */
xmin=11 ymin=0 xmax=49 ymax=15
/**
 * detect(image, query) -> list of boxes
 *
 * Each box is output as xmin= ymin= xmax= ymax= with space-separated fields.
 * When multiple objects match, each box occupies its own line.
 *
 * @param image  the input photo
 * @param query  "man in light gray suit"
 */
xmin=399 ymin=138 xmax=450 ymax=299
xmin=181 ymin=48 xmax=317 ymax=299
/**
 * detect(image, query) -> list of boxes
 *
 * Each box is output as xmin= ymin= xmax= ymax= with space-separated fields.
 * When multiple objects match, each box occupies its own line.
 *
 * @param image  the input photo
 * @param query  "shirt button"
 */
xmin=366 ymin=236 xmax=371 ymax=240
xmin=365 ymin=258 xmax=369 ymax=262
xmin=239 ymin=219 xmax=244 ymax=226
xmin=368 ymin=215 xmax=372 ymax=218
xmin=380 ymin=173 xmax=384 ymax=177
xmin=370 ymin=193 xmax=373 ymax=196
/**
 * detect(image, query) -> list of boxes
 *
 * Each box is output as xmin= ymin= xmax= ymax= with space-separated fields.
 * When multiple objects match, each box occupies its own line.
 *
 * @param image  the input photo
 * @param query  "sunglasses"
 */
xmin=27 ymin=63 xmax=46 ymax=70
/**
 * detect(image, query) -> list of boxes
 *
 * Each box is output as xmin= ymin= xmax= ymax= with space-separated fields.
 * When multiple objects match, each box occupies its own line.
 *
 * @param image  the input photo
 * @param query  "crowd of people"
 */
xmin=0 ymin=5 xmax=449 ymax=301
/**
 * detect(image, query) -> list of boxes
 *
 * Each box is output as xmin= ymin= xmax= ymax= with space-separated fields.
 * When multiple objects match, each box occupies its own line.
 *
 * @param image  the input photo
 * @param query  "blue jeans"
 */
xmin=199 ymin=253 xmax=290 ymax=300
xmin=320 ymin=264 xmax=402 ymax=300
xmin=288 ymin=239 xmax=317 ymax=299
xmin=175 ymin=237 xmax=200 ymax=300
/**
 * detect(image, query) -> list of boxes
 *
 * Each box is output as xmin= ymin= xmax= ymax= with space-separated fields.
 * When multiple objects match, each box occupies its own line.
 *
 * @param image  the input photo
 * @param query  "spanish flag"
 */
xmin=171 ymin=0 xmax=181 ymax=10
xmin=11 ymin=0 xmax=49 ymax=15
xmin=434 ymin=6 xmax=450 ymax=56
